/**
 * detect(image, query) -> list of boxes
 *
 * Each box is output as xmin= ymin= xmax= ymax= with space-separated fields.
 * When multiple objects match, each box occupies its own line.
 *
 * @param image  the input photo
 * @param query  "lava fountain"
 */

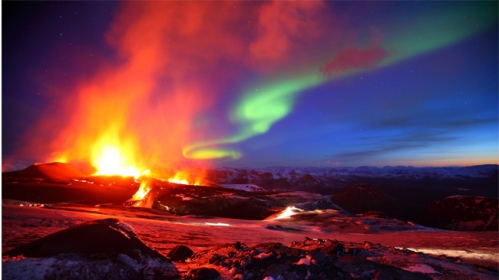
xmin=90 ymin=142 xmax=204 ymax=208
xmin=92 ymin=145 xmax=150 ymax=178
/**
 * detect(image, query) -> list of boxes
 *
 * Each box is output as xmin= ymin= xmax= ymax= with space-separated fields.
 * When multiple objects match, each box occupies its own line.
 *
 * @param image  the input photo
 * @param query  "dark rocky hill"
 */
xmin=414 ymin=196 xmax=499 ymax=231
xmin=329 ymin=184 xmax=421 ymax=222
xmin=3 ymin=162 xmax=87 ymax=183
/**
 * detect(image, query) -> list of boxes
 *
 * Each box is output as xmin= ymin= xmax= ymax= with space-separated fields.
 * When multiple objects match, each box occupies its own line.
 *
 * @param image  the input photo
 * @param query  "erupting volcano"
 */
xmin=3 ymin=1 xmax=498 ymax=279
xmin=92 ymin=145 xmax=149 ymax=179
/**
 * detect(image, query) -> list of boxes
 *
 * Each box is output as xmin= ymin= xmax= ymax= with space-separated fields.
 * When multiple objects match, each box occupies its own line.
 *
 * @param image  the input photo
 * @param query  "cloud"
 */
xmin=327 ymin=133 xmax=457 ymax=163
xmin=19 ymin=1 xmax=259 ymax=167
xmin=326 ymin=115 xmax=497 ymax=164
xmin=323 ymin=29 xmax=387 ymax=75
xmin=249 ymin=0 xmax=327 ymax=71
xmin=323 ymin=46 xmax=386 ymax=75
xmin=371 ymin=111 xmax=497 ymax=131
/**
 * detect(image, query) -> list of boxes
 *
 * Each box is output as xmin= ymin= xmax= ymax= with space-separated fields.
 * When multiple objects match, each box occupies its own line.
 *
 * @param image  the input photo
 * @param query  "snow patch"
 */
xmin=403 ymin=264 xmax=439 ymax=274
xmin=219 ymin=184 xmax=266 ymax=192
xmin=294 ymin=255 xmax=311 ymax=265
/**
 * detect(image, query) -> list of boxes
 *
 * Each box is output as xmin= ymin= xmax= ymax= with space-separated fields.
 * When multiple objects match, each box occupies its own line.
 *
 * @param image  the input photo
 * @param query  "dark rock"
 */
xmin=333 ymin=256 xmax=432 ymax=280
xmin=263 ymin=264 xmax=290 ymax=278
xmin=167 ymin=245 xmax=194 ymax=262
xmin=362 ymin=211 xmax=389 ymax=219
xmin=313 ymin=251 xmax=327 ymax=263
xmin=330 ymin=184 xmax=418 ymax=221
xmin=40 ymin=255 xmax=141 ymax=279
xmin=232 ymin=260 xmax=241 ymax=268
xmin=183 ymin=238 xmax=496 ymax=280
xmin=414 ymin=196 xmax=498 ymax=231
xmin=322 ymin=242 xmax=344 ymax=256
xmin=373 ymin=264 xmax=432 ymax=280
xmin=3 ymin=218 xmax=179 ymax=279
xmin=189 ymin=267 xmax=220 ymax=280
xmin=363 ymin=241 xmax=374 ymax=249
xmin=209 ymin=253 xmax=221 ymax=264
xmin=3 ymin=218 xmax=165 ymax=260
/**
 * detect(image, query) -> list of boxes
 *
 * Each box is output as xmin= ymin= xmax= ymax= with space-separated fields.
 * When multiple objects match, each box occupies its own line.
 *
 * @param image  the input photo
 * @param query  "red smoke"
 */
xmin=249 ymin=0 xmax=327 ymax=71
xmin=323 ymin=46 xmax=387 ymax=75
xmin=17 ymin=1 xmax=334 ymax=171
xmin=13 ymin=1 xmax=385 ymax=171
xmin=324 ymin=30 xmax=388 ymax=76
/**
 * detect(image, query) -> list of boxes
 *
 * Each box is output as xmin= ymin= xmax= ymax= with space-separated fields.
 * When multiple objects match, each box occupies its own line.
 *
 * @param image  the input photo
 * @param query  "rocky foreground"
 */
xmin=3 ymin=218 xmax=497 ymax=280
xmin=2 ymin=163 xmax=498 ymax=279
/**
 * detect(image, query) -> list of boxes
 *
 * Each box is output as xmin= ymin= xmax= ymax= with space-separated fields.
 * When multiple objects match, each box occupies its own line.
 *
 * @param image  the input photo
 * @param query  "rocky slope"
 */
xmin=415 ymin=196 xmax=499 ymax=231
xmin=4 ymin=218 xmax=497 ymax=280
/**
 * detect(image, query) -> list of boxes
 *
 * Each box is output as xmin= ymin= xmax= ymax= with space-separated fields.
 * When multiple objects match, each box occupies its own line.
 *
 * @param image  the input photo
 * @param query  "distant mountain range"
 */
xmin=202 ymin=165 xmax=498 ymax=226
xmin=3 ymin=162 xmax=498 ymax=231
xmin=210 ymin=164 xmax=498 ymax=182
xmin=203 ymin=164 xmax=498 ymax=194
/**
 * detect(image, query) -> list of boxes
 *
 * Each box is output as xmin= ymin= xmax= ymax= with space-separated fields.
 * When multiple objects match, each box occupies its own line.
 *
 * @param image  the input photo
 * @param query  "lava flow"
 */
xmin=90 ymin=143 xmax=203 ymax=208
xmin=89 ymin=143 xmax=151 ymax=206
xmin=167 ymin=169 xmax=201 ymax=186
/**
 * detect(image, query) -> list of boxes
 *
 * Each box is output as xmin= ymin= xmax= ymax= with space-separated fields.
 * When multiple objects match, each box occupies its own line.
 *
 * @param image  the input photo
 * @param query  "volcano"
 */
xmin=2 ymin=162 xmax=499 ymax=279
xmin=3 ymin=162 xmax=87 ymax=183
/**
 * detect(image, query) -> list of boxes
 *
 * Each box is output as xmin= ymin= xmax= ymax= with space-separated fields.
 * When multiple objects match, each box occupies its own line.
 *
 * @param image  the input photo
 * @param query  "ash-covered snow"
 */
xmin=2 ymin=217 xmax=178 ymax=279
xmin=2 ymin=202 xmax=498 ymax=279
xmin=2 ymin=163 xmax=498 ymax=279
xmin=186 ymin=238 xmax=496 ymax=280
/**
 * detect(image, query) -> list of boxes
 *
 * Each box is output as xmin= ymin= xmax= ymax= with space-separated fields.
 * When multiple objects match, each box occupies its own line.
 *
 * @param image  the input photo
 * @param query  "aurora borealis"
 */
xmin=2 ymin=1 xmax=498 ymax=170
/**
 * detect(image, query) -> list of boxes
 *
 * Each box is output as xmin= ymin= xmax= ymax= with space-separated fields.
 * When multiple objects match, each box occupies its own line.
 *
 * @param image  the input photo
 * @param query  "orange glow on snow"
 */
xmin=273 ymin=206 xmax=302 ymax=220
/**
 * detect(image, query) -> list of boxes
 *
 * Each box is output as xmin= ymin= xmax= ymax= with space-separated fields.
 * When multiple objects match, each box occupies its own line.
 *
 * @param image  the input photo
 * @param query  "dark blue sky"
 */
xmin=2 ymin=1 xmax=498 ymax=171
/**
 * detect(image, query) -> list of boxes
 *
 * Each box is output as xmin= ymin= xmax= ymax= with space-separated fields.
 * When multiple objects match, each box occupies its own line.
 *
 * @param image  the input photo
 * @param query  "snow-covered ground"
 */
xmin=2 ymin=162 xmax=498 ymax=279
xmin=3 ymin=201 xmax=498 ymax=279
xmin=219 ymin=184 xmax=266 ymax=192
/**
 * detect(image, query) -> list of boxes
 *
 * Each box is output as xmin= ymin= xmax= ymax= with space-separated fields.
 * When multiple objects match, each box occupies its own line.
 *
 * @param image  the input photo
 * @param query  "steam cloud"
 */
xmin=15 ymin=0 xmax=496 ymax=170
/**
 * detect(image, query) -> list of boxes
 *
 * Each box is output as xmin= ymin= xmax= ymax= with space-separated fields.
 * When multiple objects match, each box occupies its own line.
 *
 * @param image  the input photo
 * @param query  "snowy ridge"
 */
xmin=3 ymin=204 xmax=498 ymax=279
xmin=237 ymin=165 xmax=499 ymax=180
xmin=219 ymin=184 xmax=266 ymax=192
xmin=416 ymin=195 xmax=499 ymax=231
xmin=204 ymin=165 xmax=498 ymax=190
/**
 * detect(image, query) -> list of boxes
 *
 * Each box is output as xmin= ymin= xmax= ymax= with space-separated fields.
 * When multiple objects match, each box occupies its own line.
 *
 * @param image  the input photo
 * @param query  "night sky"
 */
xmin=2 ymin=1 xmax=498 ymax=171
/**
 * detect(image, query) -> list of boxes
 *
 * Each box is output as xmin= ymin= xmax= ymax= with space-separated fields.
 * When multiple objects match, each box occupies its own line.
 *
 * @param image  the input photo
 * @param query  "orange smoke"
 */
xmin=249 ymin=0 xmax=326 ymax=70
xmin=41 ymin=1 xmax=245 ymax=172
xmin=16 ymin=1 xmax=332 ymax=173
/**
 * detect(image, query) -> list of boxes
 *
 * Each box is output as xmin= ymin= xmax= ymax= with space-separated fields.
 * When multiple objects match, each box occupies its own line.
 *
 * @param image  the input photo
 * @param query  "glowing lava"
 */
xmin=168 ymin=178 xmax=190 ymax=185
xmin=92 ymin=145 xmax=149 ymax=178
xmin=90 ymin=141 xmax=155 ymax=206
xmin=132 ymin=181 xmax=151 ymax=201
xmin=128 ymin=178 xmax=155 ymax=208
xmin=167 ymin=170 xmax=200 ymax=185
